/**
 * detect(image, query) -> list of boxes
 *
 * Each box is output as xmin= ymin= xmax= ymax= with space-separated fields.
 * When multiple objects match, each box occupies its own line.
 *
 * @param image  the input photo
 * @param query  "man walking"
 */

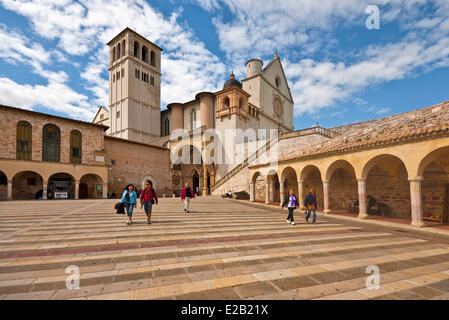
xmin=305 ymin=188 xmax=318 ymax=224
xmin=181 ymin=183 xmax=195 ymax=213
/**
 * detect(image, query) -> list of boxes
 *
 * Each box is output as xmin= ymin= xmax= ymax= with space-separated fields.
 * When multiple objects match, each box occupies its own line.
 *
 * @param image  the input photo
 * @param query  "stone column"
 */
xmin=75 ymin=180 xmax=80 ymax=200
xmin=202 ymin=165 xmax=208 ymax=196
xmin=323 ymin=180 xmax=331 ymax=214
xmin=265 ymin=178 xmax=270 ymax=204
xmin=249 ymin=181 xmax=255 ymax=202
xmin=297 ymin=180 xmax=304 ymax=208
xmin=7 ymin=180 xmax=12 ymax=200
xmin=279 ymin=180 xmax=285 ymax=206
xmin=103 ymin=183 xmax=108 ymax=199
xmin=358 ymin=179 xmax=368 ymax=219
xmin=42 ymin=181 xmax=48 ymax=200
xmin=409 ymin=176 xmax=425 ymax=227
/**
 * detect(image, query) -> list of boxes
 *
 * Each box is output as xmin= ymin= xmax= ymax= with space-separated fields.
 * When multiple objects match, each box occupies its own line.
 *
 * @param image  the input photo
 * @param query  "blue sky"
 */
xmin=0 ymin=0 xmax=448 ymax=130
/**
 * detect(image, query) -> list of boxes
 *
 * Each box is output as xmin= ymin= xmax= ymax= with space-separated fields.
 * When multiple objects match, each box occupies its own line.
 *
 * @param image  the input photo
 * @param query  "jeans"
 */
xmin=125 ymin=203 xmax=135 ymax=218
xmin=287 ymin=207 xmax=295 ymax=222
xmin=306 ymin=208 xmax=317 ymax=223
xmin=143 ymin=202 xmax=153 ymax=213
xmin=184 ymin=197 xmax=191 ymax=211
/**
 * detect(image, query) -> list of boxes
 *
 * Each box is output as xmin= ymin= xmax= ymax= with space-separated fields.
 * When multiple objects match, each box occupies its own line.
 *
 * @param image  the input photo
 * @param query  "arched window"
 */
xmin=223 ymin=97 xmax=230 ymax=110
xmin=112 ymin=47 xmax=116 ymax=62
xmin=142 ymin=46 xmax=148 ymax=62
xmin=150 ymin=50 xmax=156 ymax=66
xmin=164 ymin=118 xmax=170 ymax=136
xmin=117 ymin=43 xmax=121 ymax=59
xmin=133 ymin=41 xmax=139 ymax=58
xmin=150 ymin=75 xmax=154 ymax=86
xmin=70 ymin=130 xmax=82 ymax=164
xmin=191 ymin=110 xmax=197 ymax=130
xmin=42 ymin=124 xmax=60 ymax=162
xmin=16 ymin=121 xmax=32 ymax=160
xmin=122 ymin=40 xmax=125 ymax=56
xmin=275 ymin=76 xmax=280 ymax=88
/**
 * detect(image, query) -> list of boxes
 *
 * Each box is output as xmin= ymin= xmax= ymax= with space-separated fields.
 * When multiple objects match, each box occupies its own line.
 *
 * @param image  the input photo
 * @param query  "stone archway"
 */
xmin=12 ymin=171 xmax=44 ymax=200
xmin=79 ymin=174 xmax=104 ymax=199
xmin=300 ymin=165 xmax=324 ymax=209
xmin=48 ymin=172 xmax=75 ymax=200
xmin=326 ymin=160 xmax=358 ymax=212
xmin=362 ymin=154 xmax=410 ymax=218
xmin=419 ymin=146 xmax=449 ymax=224
xmin=280 ymin=167 xmax=298 ymax=200
xmin=266 ymin=170 xmax=280 ymax=203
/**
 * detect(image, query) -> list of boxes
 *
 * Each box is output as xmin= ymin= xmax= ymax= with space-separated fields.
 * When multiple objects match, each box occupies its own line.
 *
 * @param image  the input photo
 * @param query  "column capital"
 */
xmin=408 ymin=176 xmax=424 ymax=182
xmin=322 ymin=180 xmax=330 ymax=185
xmin=357 ymin=178 xmax=367 ymax=183
xmin=297 ymin=180 xmax=304 ymax=184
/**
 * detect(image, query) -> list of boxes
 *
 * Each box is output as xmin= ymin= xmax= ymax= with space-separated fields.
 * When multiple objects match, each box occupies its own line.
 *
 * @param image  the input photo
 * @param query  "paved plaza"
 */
xmin=0 ymin=197 xmax=449 ymax=300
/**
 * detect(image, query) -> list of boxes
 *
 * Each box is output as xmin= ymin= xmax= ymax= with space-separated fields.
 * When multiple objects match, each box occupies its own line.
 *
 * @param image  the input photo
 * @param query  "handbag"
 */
xmin=308 ymin=204 xmax=315 ymax=211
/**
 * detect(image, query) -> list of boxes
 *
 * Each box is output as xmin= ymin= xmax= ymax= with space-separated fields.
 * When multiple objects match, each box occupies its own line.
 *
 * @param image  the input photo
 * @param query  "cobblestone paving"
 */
xmin=0 ymin=197 xmax=448 ymax=300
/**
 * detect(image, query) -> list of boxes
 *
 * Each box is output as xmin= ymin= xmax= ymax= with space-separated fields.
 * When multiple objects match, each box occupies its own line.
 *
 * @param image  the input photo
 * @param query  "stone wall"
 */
xmin=104 ymin=136 xmax=171 ymax=197
xmin=422 ymin=162 xmax=449 ymax=221
xmin=0 ymin=105 xmax=105 ymax=165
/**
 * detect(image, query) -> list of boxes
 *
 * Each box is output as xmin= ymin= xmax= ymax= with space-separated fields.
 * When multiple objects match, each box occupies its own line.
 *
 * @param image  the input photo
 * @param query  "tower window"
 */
xmin=117 ymin=43 xmax=121 ymax=59
xmin=142 ymin=46 xmax=148 ymax=63
xmin=116 ymin=110 xmax=120 ymax=118
xmin=113 ymin=74 xmax=115 ymax=82
xmin=133 ymin=41 xmax=139 ymax=58
xmin=122 ymin=39 xmax=125 ymax=56
xmin=121 ymin=69 xmax=124 ymax=77
xmin=150 ymin=50 xmax=156 ymax=67
xmin=116 ymin=71 xmax=120 ymax=80
xmin=112 ymin=47 xmax=116 ymax=62
xmin=150 ymin=75 xmax=154 ymax=86
xmin=164 ymin=118 xmax=170 ymax=136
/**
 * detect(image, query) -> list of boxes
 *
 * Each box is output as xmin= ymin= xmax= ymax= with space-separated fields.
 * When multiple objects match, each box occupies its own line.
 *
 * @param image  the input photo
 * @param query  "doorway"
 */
xmin=79 ymin=183 xmax=88 ymax=199
xmin=193 ymin=172 xmax=200 ymax=196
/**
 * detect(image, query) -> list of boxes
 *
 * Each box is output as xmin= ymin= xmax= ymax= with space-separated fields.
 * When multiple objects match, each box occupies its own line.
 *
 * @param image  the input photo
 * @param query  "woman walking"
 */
xmin=305 ymin=188 xmax=317 ymax=224
xmin=282 ymin=189 xmax=299 ymax=225
xmin=121 ymin=184 xmax=137 ymax=225
xmin=181 ymin=183 xmax=195 ymax=213
xmin=140 ymin=180 xmax=158 ymax=224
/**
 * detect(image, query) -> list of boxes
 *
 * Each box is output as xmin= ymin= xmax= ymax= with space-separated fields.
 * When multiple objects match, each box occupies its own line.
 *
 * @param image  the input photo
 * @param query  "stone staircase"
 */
xmin=211 ymin=126 xmax=340 ymax=194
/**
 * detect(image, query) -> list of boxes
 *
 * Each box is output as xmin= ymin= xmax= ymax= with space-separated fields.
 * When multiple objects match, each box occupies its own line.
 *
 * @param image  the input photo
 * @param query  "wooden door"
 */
xmin=79 ymin=183 xmax=88 ymax=199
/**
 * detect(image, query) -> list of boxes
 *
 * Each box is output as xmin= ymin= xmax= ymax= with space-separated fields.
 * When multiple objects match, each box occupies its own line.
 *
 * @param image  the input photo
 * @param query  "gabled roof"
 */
xmin=92 ymin=106 xmax=108 ymax=123
xmin=260 ymin=56 xmax=294 ymax=103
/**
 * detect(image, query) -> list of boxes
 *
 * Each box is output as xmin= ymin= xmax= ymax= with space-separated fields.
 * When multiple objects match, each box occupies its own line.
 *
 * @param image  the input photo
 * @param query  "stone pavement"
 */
xmin=0 ymin=196 xmax=448 ymax=300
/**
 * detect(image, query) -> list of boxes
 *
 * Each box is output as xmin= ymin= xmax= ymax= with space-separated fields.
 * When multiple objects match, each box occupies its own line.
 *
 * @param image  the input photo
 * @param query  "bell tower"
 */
xmin=107 ymin=28 xmax=162 ymax=143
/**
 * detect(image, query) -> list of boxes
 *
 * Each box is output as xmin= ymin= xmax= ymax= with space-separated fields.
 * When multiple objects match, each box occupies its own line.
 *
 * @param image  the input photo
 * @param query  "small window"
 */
xmin=275 ymin=76 xmax=280 ymax=88
xmin=116 ymin=110 xmax=120 ymax=118
xmin=134 ymin=41 xmax=139 ymax=58
xmin=100 ymin=114 xmax=104 ymax=120
xmin=116 ymin=71 xmax=120 ymax=80
xmin=70 ymin=130 xmax=82 ymax=164
xmin=150 ymin=76 xmax=154 ymax=86
xmin=121 ymin=69 xmax=124 ymax=77
xmin=117 ymin=43 xmax=121 ymax=59
xmin=150 ymin=50 xmax=156 ymax=66
xmin=16 ymin=121 xmax=32 ymax=160
xmin=112 ymin=47 xmax=116 ymax=62
xmin=122 ymin=39 xmax=125 ymax=56
xmin=113 ymin=74 xmax=115 ymax=82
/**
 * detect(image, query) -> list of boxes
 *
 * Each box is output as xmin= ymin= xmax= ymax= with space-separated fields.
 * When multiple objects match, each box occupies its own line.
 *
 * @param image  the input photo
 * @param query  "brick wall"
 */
xmin=0 ymin=106 xmax=105 ymax=165
xmin=104 ymin=136 xmax=171 ymax=197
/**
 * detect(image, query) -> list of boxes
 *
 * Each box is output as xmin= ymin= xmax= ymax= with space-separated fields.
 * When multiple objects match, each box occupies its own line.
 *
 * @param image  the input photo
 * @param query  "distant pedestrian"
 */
xmin=282 ymin=189 xmax=299 ymax=225
xmin=121 ymin=184 xmax=137 ymax=225
xmin=305 ymin=188 xmax=317 ymax=224
xmin=181 ymin=183 xmax=195 ymax=213
xmin=140 ymin=180 xmax=158 ymax=224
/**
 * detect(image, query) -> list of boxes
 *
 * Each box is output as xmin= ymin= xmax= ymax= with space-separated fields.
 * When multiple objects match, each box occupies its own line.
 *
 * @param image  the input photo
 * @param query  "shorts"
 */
xmin=143 ymin=202 xmax=153 ymax=213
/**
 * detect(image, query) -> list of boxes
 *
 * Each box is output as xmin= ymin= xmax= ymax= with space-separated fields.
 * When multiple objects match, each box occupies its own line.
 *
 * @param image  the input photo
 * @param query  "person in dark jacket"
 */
xmin=121 ymin=184 xmax=137 ymax=225
xmin=140 ymin=180 xmax=158 ymax=224
xmin=282 ymin=189 xmax=299 ymax=225
xmin=305 ymin=188 xmax=317 ymax=224
xmin=181 ymin=183 xmax=195 ymax=213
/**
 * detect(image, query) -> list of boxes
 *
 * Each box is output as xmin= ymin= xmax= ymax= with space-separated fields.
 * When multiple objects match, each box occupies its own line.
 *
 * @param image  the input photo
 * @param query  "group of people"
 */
xmin=281 ymin=188 xmax=317 ymax=225
xmin=117 ymin=181 xmax=196 ymax=225
xmin=116 ymin=179 xmax=316 ymax=226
